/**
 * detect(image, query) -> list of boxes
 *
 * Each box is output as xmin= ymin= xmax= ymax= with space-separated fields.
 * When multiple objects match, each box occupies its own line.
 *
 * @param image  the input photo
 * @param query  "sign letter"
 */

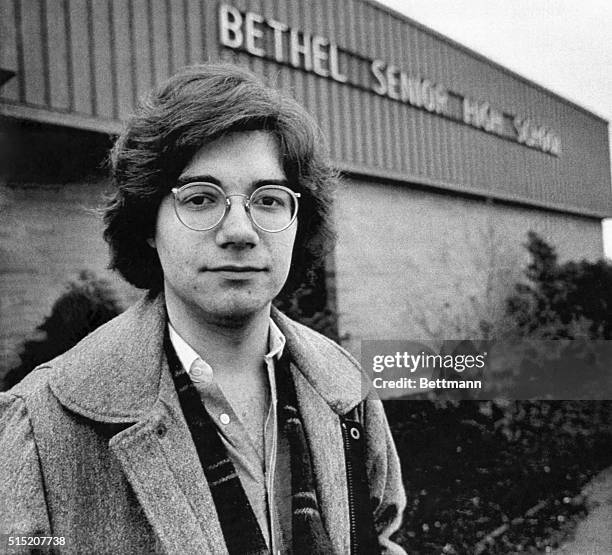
xmin=329 ymin=42 xmax=347 ymax=83
xmin=290 ymin=29 xmax=313 ymax=71
xmin=371 ymin=60 xmax=387 ymax=96
xmin=312 ymin=35 xmax=330 ymax=77
xmin=219 ymin=4 xmax=243 ymax=49
xmin=268 ymin=19 xmax=288 ymax=62
xmin=244 ymin=12 xmax=265 ymax=57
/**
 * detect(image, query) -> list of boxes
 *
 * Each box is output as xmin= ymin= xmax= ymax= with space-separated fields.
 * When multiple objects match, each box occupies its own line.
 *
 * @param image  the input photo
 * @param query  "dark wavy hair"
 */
xmin=104 ymin=63 xmax=336 ymax=298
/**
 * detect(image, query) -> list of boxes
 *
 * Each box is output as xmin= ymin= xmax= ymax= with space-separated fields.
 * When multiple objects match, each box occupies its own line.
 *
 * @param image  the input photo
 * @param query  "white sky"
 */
xmin=374 ymin=0 xmax=612 ymax=259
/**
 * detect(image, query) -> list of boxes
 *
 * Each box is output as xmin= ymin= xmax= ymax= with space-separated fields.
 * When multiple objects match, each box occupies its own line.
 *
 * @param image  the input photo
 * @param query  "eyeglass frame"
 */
xmin=170 ymin=181 xmax=301 ymax=233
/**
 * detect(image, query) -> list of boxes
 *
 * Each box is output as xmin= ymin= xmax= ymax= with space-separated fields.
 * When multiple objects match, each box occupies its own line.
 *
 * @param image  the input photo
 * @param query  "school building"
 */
xmin=1 ymin=0 xmax=610 ymax=371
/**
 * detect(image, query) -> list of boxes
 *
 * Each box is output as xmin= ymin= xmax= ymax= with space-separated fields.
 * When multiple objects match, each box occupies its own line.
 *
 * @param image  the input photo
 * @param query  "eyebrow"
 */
xmin=176 ymin=174 xmax=290 ymax=190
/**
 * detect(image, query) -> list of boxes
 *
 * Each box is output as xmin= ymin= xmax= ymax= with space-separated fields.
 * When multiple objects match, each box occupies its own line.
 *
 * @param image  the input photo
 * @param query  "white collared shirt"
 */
xmin=168 ymin=319 xmax=291 ymax=553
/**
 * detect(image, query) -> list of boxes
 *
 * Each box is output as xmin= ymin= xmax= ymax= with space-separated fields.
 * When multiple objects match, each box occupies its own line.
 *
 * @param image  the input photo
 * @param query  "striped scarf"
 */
xmin=165 ymin=335 xmax=334 ymax=554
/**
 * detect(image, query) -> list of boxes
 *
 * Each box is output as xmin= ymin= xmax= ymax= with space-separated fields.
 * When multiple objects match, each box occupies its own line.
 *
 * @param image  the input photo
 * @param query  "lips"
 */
xmin=207 ymin=265 xmax=267 ymax=272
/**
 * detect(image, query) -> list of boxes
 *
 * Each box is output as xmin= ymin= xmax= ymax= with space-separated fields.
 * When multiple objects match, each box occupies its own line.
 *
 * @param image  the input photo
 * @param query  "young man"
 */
xmin=0 ymin=63 xmax=406 ymax=554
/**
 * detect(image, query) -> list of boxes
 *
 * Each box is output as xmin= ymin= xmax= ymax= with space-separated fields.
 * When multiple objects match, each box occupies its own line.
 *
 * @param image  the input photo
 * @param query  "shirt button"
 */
xmin=220 ymin=413 xmax=231 ymax=425
xmin=190 ymin=359 xmax=212 ymax=383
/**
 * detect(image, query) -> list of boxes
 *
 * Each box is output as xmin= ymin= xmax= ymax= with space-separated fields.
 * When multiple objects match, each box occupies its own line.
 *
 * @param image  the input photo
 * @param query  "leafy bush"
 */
xmin=2 ymin=270 xmax=124 ymax=390
xmin=274 ymin=267 xmax=345 ymax=343
xmin=507 ymin=231 xmax=612 ymax=339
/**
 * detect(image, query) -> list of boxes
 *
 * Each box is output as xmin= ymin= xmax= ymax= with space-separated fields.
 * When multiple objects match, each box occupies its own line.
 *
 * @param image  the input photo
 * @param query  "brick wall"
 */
xmin=0 ymin=179 xmax=141 ymax=376
xmin=333 ymin=177 xmax=605 ymax=356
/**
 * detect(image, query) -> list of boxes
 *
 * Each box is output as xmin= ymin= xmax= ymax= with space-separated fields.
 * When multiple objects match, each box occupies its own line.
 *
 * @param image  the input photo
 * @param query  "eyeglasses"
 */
xmin=171 ymin=182 xmax=300 ymax=233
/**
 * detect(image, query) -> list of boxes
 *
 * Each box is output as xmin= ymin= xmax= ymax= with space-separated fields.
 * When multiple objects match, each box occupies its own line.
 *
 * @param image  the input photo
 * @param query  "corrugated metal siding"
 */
xmin=1 ymin=0 xmax=610 ymax=216
xmin=0 ymin=0 xmax=19 ymax=101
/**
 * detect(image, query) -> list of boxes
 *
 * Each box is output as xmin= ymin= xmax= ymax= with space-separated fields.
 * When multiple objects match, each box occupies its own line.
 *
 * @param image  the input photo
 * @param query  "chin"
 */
xmin=203 ymin=294 xmax=273 ymax=325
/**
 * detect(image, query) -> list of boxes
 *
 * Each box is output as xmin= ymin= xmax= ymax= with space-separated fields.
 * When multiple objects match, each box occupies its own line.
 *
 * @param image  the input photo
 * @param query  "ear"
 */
xmin=146 ymin=237 xmax=156 ymax=249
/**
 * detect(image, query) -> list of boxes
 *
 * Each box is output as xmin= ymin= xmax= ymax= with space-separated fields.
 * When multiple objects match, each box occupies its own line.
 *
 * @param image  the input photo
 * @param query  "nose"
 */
xmin=215 ymin=195 xmax=259 ymax=248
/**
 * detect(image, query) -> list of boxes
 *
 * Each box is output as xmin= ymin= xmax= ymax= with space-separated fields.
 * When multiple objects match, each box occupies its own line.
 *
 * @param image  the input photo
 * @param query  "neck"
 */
xmin=165 ymin=297 xmax=271 ymax=379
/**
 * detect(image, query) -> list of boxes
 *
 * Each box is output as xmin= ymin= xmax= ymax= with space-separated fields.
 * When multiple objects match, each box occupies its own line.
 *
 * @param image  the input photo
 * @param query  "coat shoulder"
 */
xmin=20 ymin=294 xmax=167 ymax=423
xmin=2 ymin=364 xmax=57 ymax=410
xmin=3 ymin=294 xmax=156 ymax=402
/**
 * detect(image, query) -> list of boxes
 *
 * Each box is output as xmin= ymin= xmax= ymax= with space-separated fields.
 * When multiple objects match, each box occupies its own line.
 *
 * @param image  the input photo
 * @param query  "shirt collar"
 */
xmin=266 ymin=318 xmax=286 ymax=360
xmin=168 ymin=318 xmax=286 ymax=375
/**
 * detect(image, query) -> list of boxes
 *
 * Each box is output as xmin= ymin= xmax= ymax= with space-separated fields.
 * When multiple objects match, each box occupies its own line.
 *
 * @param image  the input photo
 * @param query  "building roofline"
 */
xmin=0 ymin=102 xmax=123 ymax=135
xmin=363 ymin=0 xmax=609 ymax=125
xmin=4 ymin=100 xmax=609 ymax=219
xmin=337 ymin=161 xmax=612 ymax=220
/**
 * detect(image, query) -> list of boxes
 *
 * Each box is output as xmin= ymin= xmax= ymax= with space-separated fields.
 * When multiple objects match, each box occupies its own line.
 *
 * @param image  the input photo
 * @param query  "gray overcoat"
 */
xmin=0 ymin=294 xmax=406 ymax=554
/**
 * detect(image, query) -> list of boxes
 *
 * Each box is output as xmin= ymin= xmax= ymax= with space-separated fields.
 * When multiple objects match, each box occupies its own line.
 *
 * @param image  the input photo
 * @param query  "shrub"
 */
xmin=2 ymin=271 xmax=124 ymax=390
xmin=274 ymin=266 xmax=345 ymax=343
xmin=274 ymin=283 xmax=343 ymax=342
xmin=507 ymin=231 xmax=612 ymax=339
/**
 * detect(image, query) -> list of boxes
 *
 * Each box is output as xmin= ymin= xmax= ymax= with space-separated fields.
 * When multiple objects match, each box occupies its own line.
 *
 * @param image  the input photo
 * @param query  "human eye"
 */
xmin=184 ymin=193 xmax=215 ymax=207
xmin=252 ymin=188 xmax=289 ymax=209
xmin=178 ymin=184 xmax=221 ymax=209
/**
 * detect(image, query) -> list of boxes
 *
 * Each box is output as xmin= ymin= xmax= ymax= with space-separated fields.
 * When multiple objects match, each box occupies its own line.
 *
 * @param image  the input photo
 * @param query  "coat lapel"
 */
xmin=48 ymin=295 xmax=227 ymax=555
xmin=110 ymin=419 xmax=226 ymax=552
xmin=109 ymin=364 xmax=227 ymax=555
xmin=272 ymin=307 xmax=369 ymax=555
xmin=291 ymin=365 xmax=351 ymax=555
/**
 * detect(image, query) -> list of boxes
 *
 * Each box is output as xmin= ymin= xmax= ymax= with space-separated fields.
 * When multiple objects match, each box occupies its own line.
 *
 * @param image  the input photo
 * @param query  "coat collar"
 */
xmin=48 ymin=294 xmax=367 ymax=423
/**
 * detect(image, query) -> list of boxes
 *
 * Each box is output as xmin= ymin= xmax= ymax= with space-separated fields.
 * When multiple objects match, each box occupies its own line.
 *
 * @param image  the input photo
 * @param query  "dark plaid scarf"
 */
xmin=165 ymin=334 xmax=334 ymax=554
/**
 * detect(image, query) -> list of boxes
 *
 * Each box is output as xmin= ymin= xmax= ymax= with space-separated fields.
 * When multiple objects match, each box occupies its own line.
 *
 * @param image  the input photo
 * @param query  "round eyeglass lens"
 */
xmin=174 ymin=183 xmax=226 ymax=230
xmin=249 ymin=186 xmax=297 ymax=232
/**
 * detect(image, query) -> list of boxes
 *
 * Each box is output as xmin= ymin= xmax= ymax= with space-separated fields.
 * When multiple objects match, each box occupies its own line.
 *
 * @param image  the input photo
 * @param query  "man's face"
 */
xmin=150 ymin=131 xmax=297 ymax=324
